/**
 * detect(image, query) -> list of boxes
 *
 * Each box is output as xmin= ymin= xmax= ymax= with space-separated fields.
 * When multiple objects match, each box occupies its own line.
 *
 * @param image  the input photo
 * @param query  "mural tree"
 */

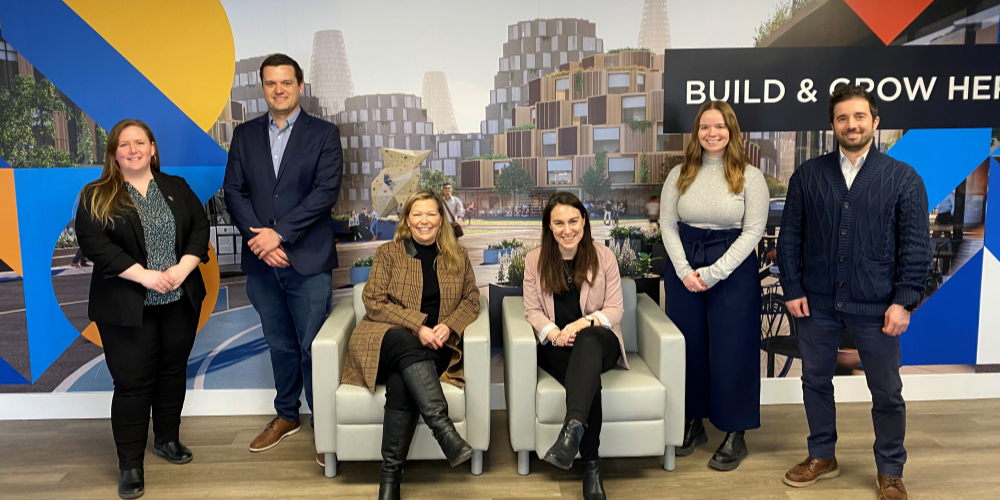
xmin=418 ymin=168 xmax=454 ymax=194
xmin=493 ymin=160 xmax=534 ymax=217
xmin=581 ymin=152 xmax=612 ymax=202
xmin=0 ymin=74 xmax=71 ymax=167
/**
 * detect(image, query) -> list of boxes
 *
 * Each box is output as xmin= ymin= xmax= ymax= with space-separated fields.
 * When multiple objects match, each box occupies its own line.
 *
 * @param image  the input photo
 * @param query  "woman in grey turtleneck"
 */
xmin=659 ymin=100 xmax=769 ymax=472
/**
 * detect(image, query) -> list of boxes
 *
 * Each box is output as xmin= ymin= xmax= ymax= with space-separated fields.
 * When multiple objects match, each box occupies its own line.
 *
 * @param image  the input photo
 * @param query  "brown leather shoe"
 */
xmin=783 ymin=456 xmax=840 ymax=487
xmin=316 ymin=453 xmax=325 ymax=468
xmin=248 ymin=417 xmax=300 ymax=452
xmin=877 ymin=473 xmax=908 ymax=500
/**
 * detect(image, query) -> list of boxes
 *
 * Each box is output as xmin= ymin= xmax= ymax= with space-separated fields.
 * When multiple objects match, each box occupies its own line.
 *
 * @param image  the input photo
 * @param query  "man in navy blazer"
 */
xmin=223 ymin=54 xmax=343 ymax=464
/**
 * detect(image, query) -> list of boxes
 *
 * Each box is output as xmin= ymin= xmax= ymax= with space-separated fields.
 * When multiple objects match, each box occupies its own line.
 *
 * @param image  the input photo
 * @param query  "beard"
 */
xmin=836 ymin=128 xmax=874 ymax=153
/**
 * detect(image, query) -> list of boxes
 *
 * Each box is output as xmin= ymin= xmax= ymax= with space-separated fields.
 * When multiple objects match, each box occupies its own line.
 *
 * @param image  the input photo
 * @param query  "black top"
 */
xmin=413 ymin=238 xmax=441 ymax=327
xmin=553 ymin=258 xmax=583 ymax=330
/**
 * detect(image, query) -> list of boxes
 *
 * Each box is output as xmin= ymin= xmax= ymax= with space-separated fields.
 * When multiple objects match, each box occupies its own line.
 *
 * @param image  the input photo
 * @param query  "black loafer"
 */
xmin=118 ymin=468 xmax=144 ymax=499
xmin=153 ymin=441 xmax=193 ymax=465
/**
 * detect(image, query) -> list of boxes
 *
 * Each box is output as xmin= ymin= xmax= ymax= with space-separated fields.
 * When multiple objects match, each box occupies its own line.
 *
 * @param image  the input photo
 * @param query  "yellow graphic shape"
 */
xmin=372 ymin=148 xmax=431 ymax=217
xmin=63 ymin=0 xmax=235 ymax=132
xmin=80 ymin=243 xmax=221 ymax=348
xmin=0 ymin=169 xmax=23 ymax=276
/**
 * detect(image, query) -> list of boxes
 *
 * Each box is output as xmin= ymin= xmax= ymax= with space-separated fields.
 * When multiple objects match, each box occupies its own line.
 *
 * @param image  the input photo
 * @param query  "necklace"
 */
xmin=562 ymin=260 xmax=573 ymax=285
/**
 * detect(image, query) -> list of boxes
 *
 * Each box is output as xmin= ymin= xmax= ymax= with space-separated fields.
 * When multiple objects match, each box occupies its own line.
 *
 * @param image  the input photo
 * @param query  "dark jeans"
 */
xmin=798 ymin=307 xmax=906 ymax=476
xmin=97 ymin=299 xmax=198 ymax=470
xmin=246 ymin=267 xmax=332 ymax=424
xmin=376 ymin=328 xmax=452 ymax=411
xmin=662 ymin=223 xmax=761 ymax=432
xmin=537 ymin=326 xmax=619 ymax=460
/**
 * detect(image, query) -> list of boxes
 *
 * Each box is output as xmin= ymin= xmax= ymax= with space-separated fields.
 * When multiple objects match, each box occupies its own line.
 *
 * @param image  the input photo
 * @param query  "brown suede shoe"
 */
xmin=783 ymin=456 xmax=840 ymax=487
xmin=877 ymin=473 xmax=908 ymax=500
xmin=248 ymin=417 xmax=300 ymax=452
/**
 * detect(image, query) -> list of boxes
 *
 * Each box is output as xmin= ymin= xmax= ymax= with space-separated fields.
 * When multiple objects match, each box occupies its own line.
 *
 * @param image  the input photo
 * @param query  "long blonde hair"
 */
xmin=81 ymin=119 xmax=160 ymax=227
xmin=394 ymin=190 xmax=465 ymax=274
xmin=675 ymin=101 xmax=748 ymax=195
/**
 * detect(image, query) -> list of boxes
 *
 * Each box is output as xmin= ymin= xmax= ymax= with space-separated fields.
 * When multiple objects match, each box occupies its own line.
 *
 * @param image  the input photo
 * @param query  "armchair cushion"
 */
xmin=535 ymin=353 xmax=666 ymax=424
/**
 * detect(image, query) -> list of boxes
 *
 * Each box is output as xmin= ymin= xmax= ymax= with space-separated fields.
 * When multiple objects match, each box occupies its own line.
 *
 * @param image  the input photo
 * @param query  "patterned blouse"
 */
xmin=127 ymin=179 xmax=183 ymax=306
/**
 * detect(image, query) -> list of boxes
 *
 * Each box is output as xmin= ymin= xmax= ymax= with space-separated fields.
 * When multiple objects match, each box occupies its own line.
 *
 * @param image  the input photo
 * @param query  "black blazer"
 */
xmin=76 ymin=171 xmax=210 ymax=327
xmin=223 ymin=110 xmax=344 ymax=276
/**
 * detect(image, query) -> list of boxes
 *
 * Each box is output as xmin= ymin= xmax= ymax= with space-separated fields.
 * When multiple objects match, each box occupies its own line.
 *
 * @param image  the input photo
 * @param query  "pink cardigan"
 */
xmin=523 ymin=242 xmax=629 ymax=369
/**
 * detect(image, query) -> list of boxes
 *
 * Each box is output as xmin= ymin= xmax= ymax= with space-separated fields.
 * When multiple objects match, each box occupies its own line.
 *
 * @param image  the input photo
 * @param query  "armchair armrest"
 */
xmin=312 ymin=297 xmax=356 ymax=453
xmin=635 ymin=294 xmax=686 ymax=446
xmin=502 ymin=297 xmax=537 ymax=452
xmin=463 ymin=296 xmax=491 ymax=451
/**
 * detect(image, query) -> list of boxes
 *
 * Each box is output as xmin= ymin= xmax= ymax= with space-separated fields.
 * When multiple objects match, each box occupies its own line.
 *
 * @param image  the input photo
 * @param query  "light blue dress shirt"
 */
xmin=268 ymin=107 xmax=301 ymax=178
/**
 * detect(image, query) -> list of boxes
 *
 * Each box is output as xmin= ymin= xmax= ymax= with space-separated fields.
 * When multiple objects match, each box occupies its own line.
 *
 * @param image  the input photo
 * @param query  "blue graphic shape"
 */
xmin=15 ymin=167 xmax=223 ymax=381
xmin=985 ymin=157 xmax=1000 ymax=253
xmin=901 ymin=249 xmax=982 ymax=365
xmin=0 ymin=0 xmax=226 ymax=167
xmin=887 ymin=128 xmax=991 ymax=209
xmin=0 ymin=157 xmax=10 ymax=169
xmin=0 ymin=356 xmax=28 ymax=385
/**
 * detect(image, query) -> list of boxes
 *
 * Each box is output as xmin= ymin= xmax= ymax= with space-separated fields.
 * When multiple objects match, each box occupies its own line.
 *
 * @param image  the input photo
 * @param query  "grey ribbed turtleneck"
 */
xmin=659 ymin=155 xmax=770 ymax=288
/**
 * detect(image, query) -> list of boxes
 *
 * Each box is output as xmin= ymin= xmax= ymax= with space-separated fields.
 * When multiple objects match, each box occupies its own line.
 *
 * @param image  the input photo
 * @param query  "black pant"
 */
xmin=376 ymin=328 xmax=453 ymax=411
xmin=97 ymin=299 xmax=198 ymax=470
xmin=537 ymin=326 xmax=619 ymax=460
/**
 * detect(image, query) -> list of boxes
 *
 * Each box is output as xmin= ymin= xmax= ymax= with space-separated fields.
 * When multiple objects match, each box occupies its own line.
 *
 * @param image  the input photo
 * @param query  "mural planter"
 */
xmin=375 ymin=221 xmax=397 ymax=240
xmin=650 ymin=243 xmax=668 ymax=276
xmin=489 ymin=284 xmax=524 ymax=349
xmin=349 ymin=266 xmax=372 ymax=285
xmin=483 ymin=248 xmax=513 ymax=265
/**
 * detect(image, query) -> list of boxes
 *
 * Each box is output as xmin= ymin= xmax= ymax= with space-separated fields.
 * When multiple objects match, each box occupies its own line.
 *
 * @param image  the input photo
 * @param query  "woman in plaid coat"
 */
xmin=341 ymin=190 xmax=480 ymax=500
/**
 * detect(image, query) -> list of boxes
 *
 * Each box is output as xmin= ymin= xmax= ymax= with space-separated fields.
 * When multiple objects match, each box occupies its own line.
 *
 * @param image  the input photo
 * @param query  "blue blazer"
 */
xmin=223 ymin=110 xmax=344 ymax=276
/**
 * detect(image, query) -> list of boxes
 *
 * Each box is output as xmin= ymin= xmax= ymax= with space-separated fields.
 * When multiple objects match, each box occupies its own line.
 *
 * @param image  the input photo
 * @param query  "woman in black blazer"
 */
xmin=76 ymin=119 xmax=209 ymax=500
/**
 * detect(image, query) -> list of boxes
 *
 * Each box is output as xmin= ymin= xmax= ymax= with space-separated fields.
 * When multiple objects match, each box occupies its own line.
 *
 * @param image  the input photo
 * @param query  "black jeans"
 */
xmin=537 ymin=326 xmax=619 ymax=460
xmin=376 ymin=328 xmax=453 ymax=411
xmin=97 ymin=299 xmax=198 ymax=470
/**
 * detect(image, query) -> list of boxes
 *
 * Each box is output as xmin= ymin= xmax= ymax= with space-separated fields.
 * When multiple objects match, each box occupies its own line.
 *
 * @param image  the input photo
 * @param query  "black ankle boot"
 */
xmin=152 ymin=440 xmax=193 ymax=465
xmin=118 ymin=468 xmax=144 ymax=499
xmin=379 ymin=409 xmax=419 ymax=500
xmin=708 ymin=431 xmax=747 ymax=471
xmin=677 ymin=418 xmax=707 ymax=457
xmin=542 ymin=420 xmax=585 ymax=470
xmin=400 ymin=360 xmax=474 ymax=467
xmin=582 ymin=458 xmax=607 ymax=500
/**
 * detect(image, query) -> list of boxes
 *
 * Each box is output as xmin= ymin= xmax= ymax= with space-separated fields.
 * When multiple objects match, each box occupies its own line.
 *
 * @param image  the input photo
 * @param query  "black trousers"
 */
xmin=537 ymin=326 xmax=619 ymax=460
xmin=376 ymin=328 xmax=452 ymax=412
xmin=97 ymin=299 xmax=198 ymax=470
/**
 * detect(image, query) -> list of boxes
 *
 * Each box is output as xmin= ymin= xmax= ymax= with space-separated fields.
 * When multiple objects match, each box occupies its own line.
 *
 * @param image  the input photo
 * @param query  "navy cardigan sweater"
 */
xmin=777 ymin=147 xmax=931 ymax=317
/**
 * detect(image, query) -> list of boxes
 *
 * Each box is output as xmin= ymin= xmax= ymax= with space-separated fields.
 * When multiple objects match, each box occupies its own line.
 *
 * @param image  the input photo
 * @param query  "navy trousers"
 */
xmin=246 ymin=266 xmax=332 ymax=424
xmin=798 ymin=307 xmax=906 ymax=476
xmin=663 ymin=223 xmax=761 ymax=432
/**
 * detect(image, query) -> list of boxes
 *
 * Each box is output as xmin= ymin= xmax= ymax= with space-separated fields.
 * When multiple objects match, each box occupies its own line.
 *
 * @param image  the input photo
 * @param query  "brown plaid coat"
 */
xmin=341 ymin=238 xmax=481 ymax=393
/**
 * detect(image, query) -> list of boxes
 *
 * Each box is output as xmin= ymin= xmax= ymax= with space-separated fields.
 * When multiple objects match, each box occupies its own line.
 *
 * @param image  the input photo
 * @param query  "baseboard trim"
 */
xmin=2 ymin=373 xmax=999 ymax=420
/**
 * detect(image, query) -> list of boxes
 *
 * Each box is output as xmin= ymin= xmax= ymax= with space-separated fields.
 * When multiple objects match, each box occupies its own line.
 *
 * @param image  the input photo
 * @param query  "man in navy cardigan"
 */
xmin=777 ymin=85 xmax=930 ymax=500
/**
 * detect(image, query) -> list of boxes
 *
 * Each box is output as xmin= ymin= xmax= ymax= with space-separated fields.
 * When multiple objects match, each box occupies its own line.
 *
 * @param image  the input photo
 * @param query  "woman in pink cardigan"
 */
xmin=523 ymin=192 xmax=627 ymax=500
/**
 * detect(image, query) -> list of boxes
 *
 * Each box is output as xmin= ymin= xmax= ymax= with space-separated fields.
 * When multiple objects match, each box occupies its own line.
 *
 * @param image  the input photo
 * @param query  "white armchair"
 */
xmin=502 ymin=279 xmax=685 ymax=475
xmin=312 ymin=284 xmax=491 ymax=478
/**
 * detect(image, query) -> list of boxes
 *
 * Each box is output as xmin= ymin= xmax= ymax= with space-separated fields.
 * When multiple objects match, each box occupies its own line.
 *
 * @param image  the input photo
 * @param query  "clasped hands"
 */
xmin=138 ymin=264 xmax=191 ymax=294
xmin=249 ymin=227 xmax=289 ymax=268
xmin=683 ymin=270 xmax=708 ymax=293
xmin=546 ymin=317 xmax=592 ymax=347
xmin=418 ymin=324 xmax=453 ymax=350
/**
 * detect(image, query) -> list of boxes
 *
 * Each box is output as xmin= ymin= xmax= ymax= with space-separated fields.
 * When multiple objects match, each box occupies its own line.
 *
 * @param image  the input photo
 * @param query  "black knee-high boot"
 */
xmin=379 ymin=409 xmax=419 ymax=500
xmin=399 ymin=360 xmax=474 ymax=467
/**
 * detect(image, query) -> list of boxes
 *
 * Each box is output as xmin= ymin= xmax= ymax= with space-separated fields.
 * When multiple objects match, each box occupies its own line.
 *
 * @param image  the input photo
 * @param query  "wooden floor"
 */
xmin=1 ymin=400 xmax=997 ymax=499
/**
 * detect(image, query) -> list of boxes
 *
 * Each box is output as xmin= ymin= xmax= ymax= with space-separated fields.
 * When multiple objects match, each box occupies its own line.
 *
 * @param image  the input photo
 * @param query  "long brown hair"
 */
xmin=81 ymin=119 xmax=160 ymax=227
xmin=394 ymin=189 xmax=465 ymax=274
xmin=538 ymin=192 xmax=599 ymax=295
xmin=675 ymin=100 xmax=748 ymax=195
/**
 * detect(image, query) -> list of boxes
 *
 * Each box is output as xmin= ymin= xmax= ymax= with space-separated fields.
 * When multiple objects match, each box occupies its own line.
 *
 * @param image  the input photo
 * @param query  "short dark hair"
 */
xmin=443 ymin=182 xmax=453 ymax=188
xmin=829 ymin=84 xmax=878 ymax=123
xmin=259 ymin=53 xmax=303 ymax=85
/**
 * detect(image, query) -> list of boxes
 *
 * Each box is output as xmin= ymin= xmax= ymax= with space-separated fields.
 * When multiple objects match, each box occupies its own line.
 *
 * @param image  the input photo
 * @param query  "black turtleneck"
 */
xmin=413 ymin=238 xmax=441 ymax=327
